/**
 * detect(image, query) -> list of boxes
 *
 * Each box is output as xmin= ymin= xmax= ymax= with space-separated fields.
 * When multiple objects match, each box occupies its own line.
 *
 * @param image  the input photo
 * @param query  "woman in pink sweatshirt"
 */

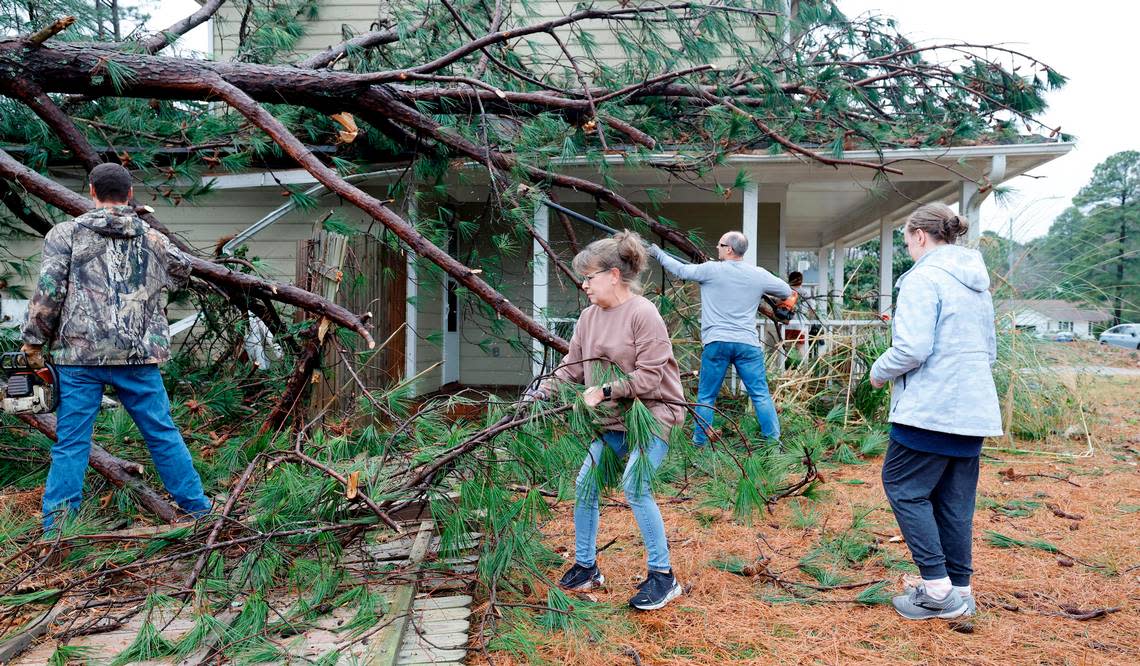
xmin=533 ymin=230 xmax=685 ymax=611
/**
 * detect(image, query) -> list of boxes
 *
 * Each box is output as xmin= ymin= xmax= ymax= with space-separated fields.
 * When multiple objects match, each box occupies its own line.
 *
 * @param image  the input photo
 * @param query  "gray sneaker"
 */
xmin=892 ymin=586 xmax=968 ymax=620
xmin=903 ymin=578 xmax=976 ymax=616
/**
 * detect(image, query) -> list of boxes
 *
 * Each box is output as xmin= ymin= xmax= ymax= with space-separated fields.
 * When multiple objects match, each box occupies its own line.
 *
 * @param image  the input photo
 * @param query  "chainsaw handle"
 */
xmin=0 ymin=352 xmax=30 ymax=371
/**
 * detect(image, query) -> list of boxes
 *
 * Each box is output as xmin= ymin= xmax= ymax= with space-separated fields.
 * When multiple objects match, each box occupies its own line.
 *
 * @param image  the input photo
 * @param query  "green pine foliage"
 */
xmin=47 ymin=644 xmax=94 ymax=666
xmin=109 ymin=621 xmax=177 ymax=666
xmin=984 ymin=530 xmax=1061 ymax=554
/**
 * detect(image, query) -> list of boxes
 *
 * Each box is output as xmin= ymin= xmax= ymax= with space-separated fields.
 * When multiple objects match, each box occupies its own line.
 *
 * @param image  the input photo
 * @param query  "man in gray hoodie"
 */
xmin=649 ymin=232 xmax=793 ymax=444
xmin=870 ymin=203 xmax=1002 ymax=621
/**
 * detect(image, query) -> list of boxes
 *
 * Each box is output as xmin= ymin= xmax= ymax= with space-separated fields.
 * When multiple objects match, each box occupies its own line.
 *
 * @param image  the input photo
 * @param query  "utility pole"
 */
xmin=1003 ymin=196 xmax=1062 ymax=295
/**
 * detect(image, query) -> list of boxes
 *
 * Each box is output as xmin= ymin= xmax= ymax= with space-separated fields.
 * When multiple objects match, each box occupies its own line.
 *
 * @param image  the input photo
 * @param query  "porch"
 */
xmin=193 ymin=142 xmax=1073 ymax=392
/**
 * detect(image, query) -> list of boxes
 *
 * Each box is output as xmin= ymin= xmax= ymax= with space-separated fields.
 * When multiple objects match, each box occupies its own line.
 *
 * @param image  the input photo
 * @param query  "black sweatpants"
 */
xmin=881 ymin=439 xmax=980 ymax=586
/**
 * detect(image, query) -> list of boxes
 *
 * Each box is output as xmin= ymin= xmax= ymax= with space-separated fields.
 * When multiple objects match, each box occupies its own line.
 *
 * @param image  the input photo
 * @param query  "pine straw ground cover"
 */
xmin=473 ymin=373 xmax=1140 ymax=666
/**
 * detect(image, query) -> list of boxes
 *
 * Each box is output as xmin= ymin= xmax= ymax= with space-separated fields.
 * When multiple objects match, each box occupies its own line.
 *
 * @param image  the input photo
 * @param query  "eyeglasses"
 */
xmin=580 ymin=269 xmax=608 ymax=285
xmin=717 ymin=242 xmax=730 ymax=248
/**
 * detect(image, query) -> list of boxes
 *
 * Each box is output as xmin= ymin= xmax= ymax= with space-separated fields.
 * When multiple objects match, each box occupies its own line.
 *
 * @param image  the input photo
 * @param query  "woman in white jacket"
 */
xmin=870 ymin=203 xmax=1002 ymax=621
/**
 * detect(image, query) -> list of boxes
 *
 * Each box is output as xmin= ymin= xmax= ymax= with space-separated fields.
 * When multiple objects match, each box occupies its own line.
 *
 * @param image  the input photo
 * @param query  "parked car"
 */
xmin=1051 ymin=331 xmax=1075 ymax=342
xmin=1099 ymin=324 xmax=1140 ymax=350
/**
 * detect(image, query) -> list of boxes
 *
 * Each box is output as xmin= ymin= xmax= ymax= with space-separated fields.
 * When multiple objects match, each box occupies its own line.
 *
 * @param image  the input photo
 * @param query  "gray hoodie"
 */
xmin=870 ymin=244 xmax=1003 ymax=437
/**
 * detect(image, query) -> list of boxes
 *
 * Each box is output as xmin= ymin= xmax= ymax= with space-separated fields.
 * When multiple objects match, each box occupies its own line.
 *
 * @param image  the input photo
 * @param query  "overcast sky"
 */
xmin=841 ymin=0 xmax=1140 ymax=241
xmin=140 ymin=0 xmax=1138 ymax=242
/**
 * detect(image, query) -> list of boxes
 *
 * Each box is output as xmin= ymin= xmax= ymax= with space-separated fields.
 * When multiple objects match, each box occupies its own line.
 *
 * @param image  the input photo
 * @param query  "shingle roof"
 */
xmin=995 ymin=299 xmax=1113 ymax=322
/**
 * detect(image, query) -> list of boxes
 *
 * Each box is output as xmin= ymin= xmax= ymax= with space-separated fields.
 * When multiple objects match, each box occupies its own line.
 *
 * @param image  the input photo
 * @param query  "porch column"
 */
xmin=441 ymin=220 xmax=460 ymax=385
xmin=743 ymin=181 xmax=759 ymax=266
xmin=404 ymin=193 xmax=418 ymax=383
xmin=742 ymin=181 xmax=763 ymax=381
xmin=777 ymin=187 xmax=788 ymax=277
xmin=832 ymin=240 xmax=846 ymax=316
xmin=959 ymin=153 xmax=1007 ymax=247
xmin=531 ymin=202 xmax=550 ymax=379
xmin=879 ymin=218 xmax=894 ymax=314
xmin=816 ymin=244 xmax=830 ymax=318
xmin=958 ymin=180 xmax=980 ymax=247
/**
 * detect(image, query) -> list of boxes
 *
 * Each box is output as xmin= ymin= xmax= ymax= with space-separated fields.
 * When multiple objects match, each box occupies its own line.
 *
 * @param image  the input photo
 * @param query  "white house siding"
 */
xmin=211 ymin=0 xmax=773 ymax=69
xmin=1006 ymin=309 xmax=1048 ymax=334
xmin=1006 ymin=308 xmax=1094 ymax=339
xmin=211 ymin=2 xmax=396 ymax=62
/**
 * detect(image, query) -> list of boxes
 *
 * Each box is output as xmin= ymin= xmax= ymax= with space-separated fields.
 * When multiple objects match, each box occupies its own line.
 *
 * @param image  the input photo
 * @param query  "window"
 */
xmin=1056 ymin=321 xmax=1072 ymax=332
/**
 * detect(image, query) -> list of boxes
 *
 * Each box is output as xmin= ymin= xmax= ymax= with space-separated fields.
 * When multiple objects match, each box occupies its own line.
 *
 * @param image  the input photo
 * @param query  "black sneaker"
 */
xmin=558 ymin=563 xmax=604 ymax=591
xmin=628 ymin=570 xmax=682 ymax=610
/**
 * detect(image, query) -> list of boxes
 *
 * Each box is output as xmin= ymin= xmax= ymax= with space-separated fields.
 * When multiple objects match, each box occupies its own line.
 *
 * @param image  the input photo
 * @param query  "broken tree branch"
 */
xmin=0 ymin=147 xmax=375 ymax=347
xmin=142 ymin=0 xmax=227 ymax=55
xmin=258 ymin=321 xmax=327 ymax=437
xmin=19 ymin=414 xmax=179 ymax=522
xmin=27 ymin=16 xmax=75 ymax=46
xmin=0 ymin=179 xmax=54 ymax=236
xmin=206 ymin=77 xmax=569 ymax=352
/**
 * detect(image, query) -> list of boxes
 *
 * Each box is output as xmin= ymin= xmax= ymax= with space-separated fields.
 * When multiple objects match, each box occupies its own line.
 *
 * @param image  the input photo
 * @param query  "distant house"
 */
xmin=997 ymin=300 xmax=1112 ymax=339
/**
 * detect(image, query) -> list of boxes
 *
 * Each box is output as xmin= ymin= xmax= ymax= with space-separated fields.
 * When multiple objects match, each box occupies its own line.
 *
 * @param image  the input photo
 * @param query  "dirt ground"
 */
xmin=1035 ymin=339 xmax=1140 ymax=369
xmin=477 ymin=364 xmax=1140 ymax=665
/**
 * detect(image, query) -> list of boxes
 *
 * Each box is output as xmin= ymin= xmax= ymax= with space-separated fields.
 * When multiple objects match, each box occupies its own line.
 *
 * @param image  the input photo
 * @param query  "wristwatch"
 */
xmin=601 ymin=386 xmax=612 ymax=400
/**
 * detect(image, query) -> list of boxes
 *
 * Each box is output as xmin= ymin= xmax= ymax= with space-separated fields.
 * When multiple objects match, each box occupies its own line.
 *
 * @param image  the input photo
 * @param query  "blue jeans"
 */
xmin=574 ymin=431 xmax=670 ymax=571
xmin=693 ymin=341 xmax=780 ymax=444
xmin=42 ymin=364 xmax=211 ymax=530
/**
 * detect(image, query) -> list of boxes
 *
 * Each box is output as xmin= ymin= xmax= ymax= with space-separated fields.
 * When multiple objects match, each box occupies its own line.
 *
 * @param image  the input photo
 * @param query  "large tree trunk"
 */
xmin=1116 ymin=214 xmax=1125 ymax=326
xmin=0 ymin=38 xmax=706 ymax=264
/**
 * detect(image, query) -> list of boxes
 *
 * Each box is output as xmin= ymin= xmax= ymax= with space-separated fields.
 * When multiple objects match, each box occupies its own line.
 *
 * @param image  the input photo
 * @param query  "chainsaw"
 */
xmin=540 ymin=198 xmax=802 ymax=324
xmin=0 ymin=351 xmax=59 ymax=415
xmin=763 ymin=290 xmax=800 ymax=324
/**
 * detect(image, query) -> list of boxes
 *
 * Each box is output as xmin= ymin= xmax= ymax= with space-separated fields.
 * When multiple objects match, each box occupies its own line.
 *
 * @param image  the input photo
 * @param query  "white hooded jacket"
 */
xmin=870 ymin=244 xmax=1003 ymax=437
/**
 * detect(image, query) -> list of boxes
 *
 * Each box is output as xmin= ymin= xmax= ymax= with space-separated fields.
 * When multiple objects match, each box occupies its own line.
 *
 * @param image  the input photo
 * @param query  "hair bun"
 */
xmin=614 ymin=230 xmax=647 ymax=274
xmin=944 ymin=215 xmax=968 ymax=238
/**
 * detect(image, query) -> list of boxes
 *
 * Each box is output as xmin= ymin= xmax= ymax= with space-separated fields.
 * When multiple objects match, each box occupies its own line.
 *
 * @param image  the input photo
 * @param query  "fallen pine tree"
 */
xmin=0 ymin=0 xmax=1080 ymax=660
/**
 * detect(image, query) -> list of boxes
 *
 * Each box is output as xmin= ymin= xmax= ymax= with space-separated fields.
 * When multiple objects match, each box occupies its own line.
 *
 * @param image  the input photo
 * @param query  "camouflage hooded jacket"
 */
xmin=22 ymin=206 xmax=192 ymax=365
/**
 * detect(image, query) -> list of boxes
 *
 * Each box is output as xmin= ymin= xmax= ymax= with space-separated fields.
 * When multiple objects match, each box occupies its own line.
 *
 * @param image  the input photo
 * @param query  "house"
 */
xmin=3 ymin=2 xmax=1076 ymax=395
xmin=996 ymin=300 xmax=1112 ymax=339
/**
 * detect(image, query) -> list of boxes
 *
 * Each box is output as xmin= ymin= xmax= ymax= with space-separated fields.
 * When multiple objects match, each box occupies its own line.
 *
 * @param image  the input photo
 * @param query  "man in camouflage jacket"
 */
xmin=22 ymin=163 xmax=211 ymax=530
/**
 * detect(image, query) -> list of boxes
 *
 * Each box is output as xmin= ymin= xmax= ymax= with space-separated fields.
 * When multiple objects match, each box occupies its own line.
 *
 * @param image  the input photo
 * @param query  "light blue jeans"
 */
xmin=574 ymin=430 xmax=670 ymax=571
xmin=42 ymin=364 xmax=211 ymax=530
xmin=694 ymin=341 xmax=780 ymax=444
